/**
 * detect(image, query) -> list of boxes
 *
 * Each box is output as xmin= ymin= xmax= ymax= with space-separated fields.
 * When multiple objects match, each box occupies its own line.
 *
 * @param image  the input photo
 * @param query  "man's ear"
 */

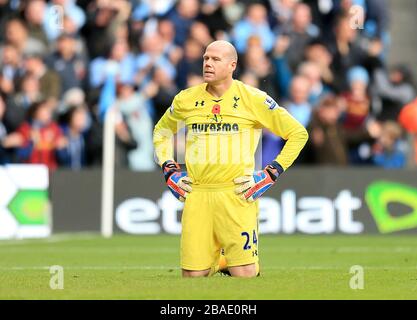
xmin=231 ymin=60 xmax=237 ymax=72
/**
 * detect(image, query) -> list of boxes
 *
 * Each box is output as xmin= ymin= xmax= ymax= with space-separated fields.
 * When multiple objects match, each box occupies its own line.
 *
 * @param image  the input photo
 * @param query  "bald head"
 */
xmin=203 ymin=40 xmax=237 ymax=85
xmin=206 ymin=40 xmax=238 ymax=63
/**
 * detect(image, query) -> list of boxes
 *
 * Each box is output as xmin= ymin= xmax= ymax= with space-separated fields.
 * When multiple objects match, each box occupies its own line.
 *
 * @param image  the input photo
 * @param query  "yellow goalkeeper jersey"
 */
xmin=153 ymin=79 xmax=308 ymax=185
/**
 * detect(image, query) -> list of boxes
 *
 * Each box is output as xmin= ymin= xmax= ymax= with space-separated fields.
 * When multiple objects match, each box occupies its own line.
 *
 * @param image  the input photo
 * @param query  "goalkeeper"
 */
xmin=153 ymin=40 xmax=308 ymax=278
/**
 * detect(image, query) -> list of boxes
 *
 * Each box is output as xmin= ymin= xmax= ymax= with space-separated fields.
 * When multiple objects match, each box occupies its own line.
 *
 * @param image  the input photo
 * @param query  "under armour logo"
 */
xmin=233 ymin=96 xmax=240 ymax=108
xmin=195 ymin=100 xmax=205 ymax=107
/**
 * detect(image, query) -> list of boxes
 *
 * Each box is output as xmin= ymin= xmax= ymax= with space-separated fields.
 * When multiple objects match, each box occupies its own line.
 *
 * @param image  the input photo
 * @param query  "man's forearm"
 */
xmin=275 ymin=127 xmax=309 ymax=171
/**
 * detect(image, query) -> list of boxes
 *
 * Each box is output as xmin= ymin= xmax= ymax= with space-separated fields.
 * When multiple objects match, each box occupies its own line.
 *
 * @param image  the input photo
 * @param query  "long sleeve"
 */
xmin=274 ymin=55 xmax=293 ymax=100
xmin=374 ymin=69 xmax=415 ymax=105
xmin=253 ymin=95 xmax=309 ymax=170
xmin=153 ymin=94 xmax=185 ymax=166
xmin=15 ymin=123 xmax=32 ymax=161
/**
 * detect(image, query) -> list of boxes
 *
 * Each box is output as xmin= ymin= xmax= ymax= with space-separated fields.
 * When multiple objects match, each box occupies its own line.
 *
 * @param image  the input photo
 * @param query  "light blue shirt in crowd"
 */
xmin=43 ymin=1 xmax=86 ymax=41
xmin=233 ymin=20 xmax=275 ymax=53
xmin=287 ymin=102 xmax=312 ymax=128
xmin=89 ymin=54 xmax=137 ymax=88
xmin=114 ymin=93 xmax=156 ymax=171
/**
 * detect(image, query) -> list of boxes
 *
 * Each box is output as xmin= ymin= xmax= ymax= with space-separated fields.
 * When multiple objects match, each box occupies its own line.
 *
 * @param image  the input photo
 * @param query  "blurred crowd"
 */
xmin=0 ymin=0 xmax=416 ymax=171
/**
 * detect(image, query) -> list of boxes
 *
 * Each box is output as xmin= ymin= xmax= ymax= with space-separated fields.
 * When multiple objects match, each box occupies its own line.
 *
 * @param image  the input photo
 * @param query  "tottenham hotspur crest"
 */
xmin=233 ymin=96 xmax=240 ymax=108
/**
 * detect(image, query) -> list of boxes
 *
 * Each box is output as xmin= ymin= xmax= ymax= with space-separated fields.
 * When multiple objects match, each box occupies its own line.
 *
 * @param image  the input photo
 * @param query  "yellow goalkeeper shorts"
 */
xmin=180 ymin=182 xmax=259 ymax=271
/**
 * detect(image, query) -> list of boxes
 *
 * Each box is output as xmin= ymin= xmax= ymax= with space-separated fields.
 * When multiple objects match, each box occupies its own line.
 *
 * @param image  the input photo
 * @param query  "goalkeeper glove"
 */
xmin=234 ymin=161 xmax=283 ymax=202
xmin=162 ymin=160 xmax=192 ymax=202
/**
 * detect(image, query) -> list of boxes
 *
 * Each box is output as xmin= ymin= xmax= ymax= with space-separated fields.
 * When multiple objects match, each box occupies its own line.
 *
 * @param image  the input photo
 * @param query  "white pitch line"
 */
xmin=2 ymin=247 xmax=416 ymax=254
xmin=264 ymin=266 xmax=417 ymax=270
xmin=0 ymin=248 xmax=178 ymax=253
xmin=0 ymin=233 xmax=100 ymax=246
xmin=0 ymin=266 xmax=178 ymax=271
xmin=262 ymin=247 xmax=417 ymax=253
xmin=0 ymin=266 xmax=416 ymax=271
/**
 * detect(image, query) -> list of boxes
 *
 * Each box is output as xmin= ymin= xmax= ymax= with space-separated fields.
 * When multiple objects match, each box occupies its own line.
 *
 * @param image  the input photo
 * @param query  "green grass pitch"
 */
xmin=0 ymin=234 xmax=416 ymax=299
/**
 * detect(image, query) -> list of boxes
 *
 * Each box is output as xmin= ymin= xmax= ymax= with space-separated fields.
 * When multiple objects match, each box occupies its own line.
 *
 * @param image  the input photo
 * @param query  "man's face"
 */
xmin=35 ymin=104 xmax=52 ymax=124
xmin=58 ymin=37 xmax=76 ymax=57
xmin=202 ymin=46 xmax=235 ymax=84
xmin=25 ymin=57 xmax=44 ymax=73
xmin=6 ymin=21 xmax=26 ymax=44
xmin=247 ymin=4 xmax=267 ymax=25
xmin=389 ymin=70 xmax=403 ymax=84
xmin=336 ymin=19 xmax=357 ymax=42
xmin=111 ymin=40 xmax=128 ymax=61
xmin=71 ymin=108 xmax=88 ymax=132
xmin=290 ymin=77 xmax=311 ymax=104
xmin=178 ymin=0 xmax=199 ymax=19
xmin=25 ymin=0 xmax=46 ymax=26
xmin=293 ymin=4 xmax=311 ymax=30
xmin=22 ymin=76 xmax=40 ymax=94
xmin=3 ymin=45 xmax=19 ymax=65
xmin=319 ymin=106 xmax=339 ymax=125
xmin=379 ymin=132 xmax=395 ymax=150
xmin=306 ymin=44 xmax=332 ymax=67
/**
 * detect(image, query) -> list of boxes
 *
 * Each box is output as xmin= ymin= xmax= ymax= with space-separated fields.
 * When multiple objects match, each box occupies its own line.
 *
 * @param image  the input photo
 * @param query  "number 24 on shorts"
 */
xmin=241 ymin=230 xmax=258 ymax=250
